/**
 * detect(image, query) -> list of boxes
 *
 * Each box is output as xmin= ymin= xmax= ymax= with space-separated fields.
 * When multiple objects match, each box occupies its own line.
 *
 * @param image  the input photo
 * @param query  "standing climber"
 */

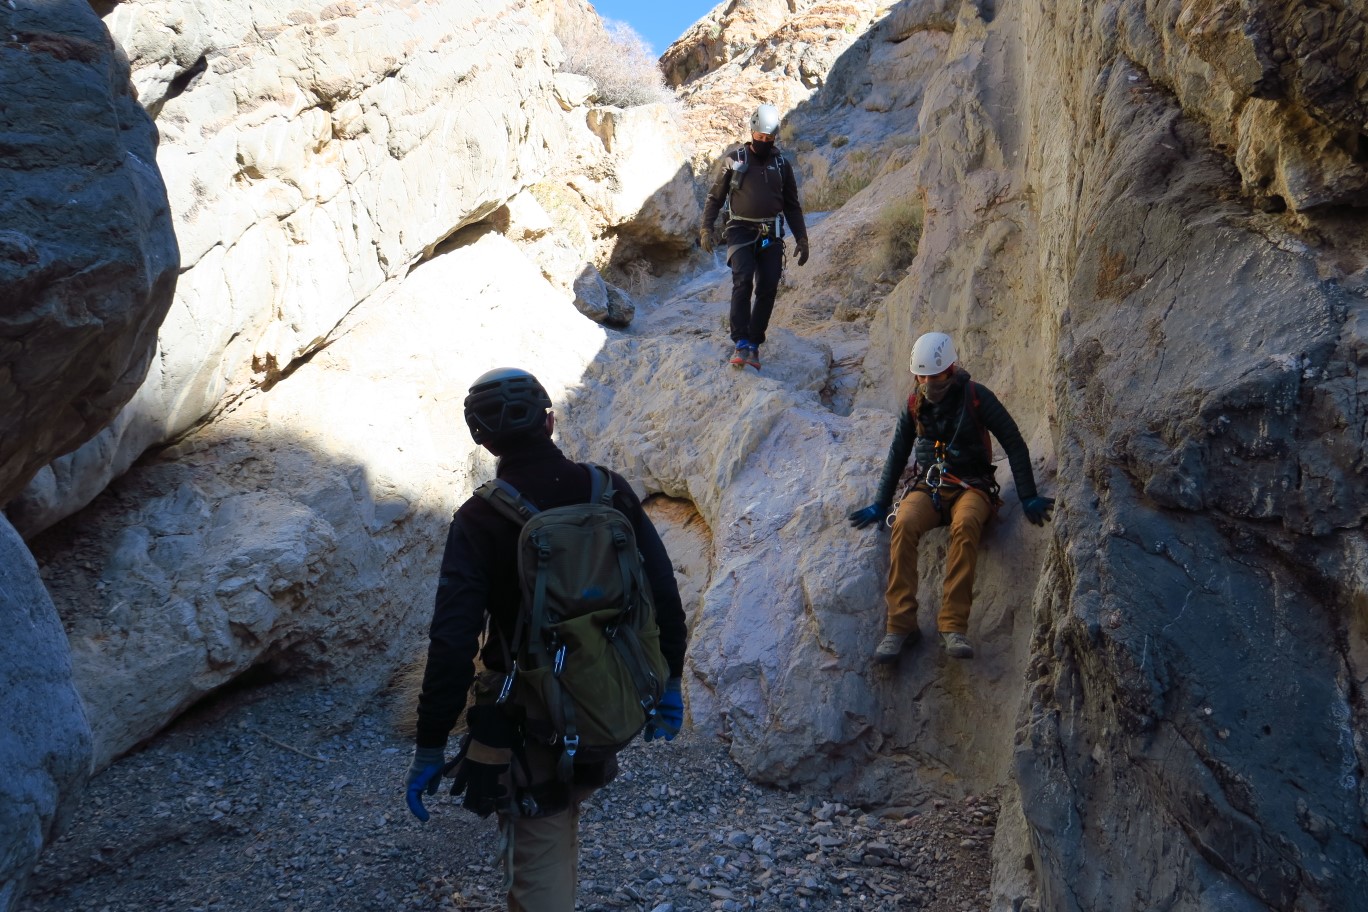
xmin=700 ymin=102 xmax=810 ymax=371
xmin=848 ymin=333 xmax=1055 ymax=663
xmin=405 ymin=368 xmax=689 ymax=910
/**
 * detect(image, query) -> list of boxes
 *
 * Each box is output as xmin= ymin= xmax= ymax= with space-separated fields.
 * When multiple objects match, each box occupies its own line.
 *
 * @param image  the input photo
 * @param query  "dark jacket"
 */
xmin=701 ymin=143 xmax=808 ymax=243
xmin=416 ymin=435 xmax=688 ymax=749
xmin=873 ymin=369 xmax=1039 ymax=508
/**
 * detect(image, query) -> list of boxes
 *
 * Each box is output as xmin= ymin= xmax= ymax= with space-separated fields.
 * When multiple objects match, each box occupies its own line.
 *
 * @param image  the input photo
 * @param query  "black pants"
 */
xmin=726 ymin=223 xmax=784 ymax=346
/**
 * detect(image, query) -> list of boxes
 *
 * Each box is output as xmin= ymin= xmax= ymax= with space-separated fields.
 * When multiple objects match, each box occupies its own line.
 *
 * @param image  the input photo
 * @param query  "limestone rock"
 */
xmin=0 ymin=515 xmax=92 ymax=912
xmin=31 ymin=232 xmax=608 ymax=769
xmin=578 ymin=103 xmax=700 ymax=254
xmin=0 ymin=0 xmax=178 ymax=507
xmin=553 ymin=72 xmax=598 ymax=109
xmin=572 ymin=267 xmax=636 ymax=327
xmin=17 ymin=0 xmax=571 ymax=534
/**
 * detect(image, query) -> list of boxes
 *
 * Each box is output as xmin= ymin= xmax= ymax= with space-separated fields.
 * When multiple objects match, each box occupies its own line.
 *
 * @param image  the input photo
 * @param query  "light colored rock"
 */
xmin=577 ymin=103 xmax=699 ymax=254
xmin=17 ymin=0 xmax=572 ymax=534
xmin=553 ymin=72 xmax=598 ymax=109
xmin=0 ymin=515 xmax=92 ymax=912
xmin=35 ymin=232 xmax=606 ymax=768
xmin=0 ymin=0 xmax=178 ymax=508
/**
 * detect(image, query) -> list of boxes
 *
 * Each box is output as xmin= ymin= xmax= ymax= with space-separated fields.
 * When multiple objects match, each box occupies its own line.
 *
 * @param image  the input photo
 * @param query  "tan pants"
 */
xmin=504 ymin=802 xmax=581 ymax=912
xmin=885 ymin=486 xmax=993 ymax=635
xmin=495 ymin=734 xmax=605 ymax=912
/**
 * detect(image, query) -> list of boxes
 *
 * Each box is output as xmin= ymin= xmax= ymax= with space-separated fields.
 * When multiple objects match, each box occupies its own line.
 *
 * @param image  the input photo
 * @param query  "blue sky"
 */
xmin=590 ymin=1 xmax=718 ymax=56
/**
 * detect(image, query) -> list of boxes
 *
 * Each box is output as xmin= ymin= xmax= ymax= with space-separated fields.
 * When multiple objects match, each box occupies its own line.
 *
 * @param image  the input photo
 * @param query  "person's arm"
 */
xmin=874 ymin=405 xmax=917 ymax=508
xmin=636 ymin=514 xmax=688 ymax=678
xmin=414 ymin=508 xmax=492 ymax=750
xmin=975 ymin=385 xmax=1039 ymax=502
xmin=781 ymin=158 xmax=808 ymax=244
xmin=609 ymin=472 xmax=687 ymax=676
xmin=701 ymin=158 xmax=733 ymax=230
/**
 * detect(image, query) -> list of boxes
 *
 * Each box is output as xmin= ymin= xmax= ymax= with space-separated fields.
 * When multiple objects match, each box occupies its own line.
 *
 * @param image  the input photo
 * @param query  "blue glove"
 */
xmin=644 ymin=678 xmax=683 ymax=742
xmin=1022 ymin=496 xmax=1055 ymax=526
xmin=848 ymin=503 xmax=888 ymax=530
xmin=405 ymin=746 xmax=447 ymax=822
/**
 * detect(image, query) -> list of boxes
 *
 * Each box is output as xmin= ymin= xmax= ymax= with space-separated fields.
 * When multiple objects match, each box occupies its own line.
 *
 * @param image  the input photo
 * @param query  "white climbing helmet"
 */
xmin=749 ymin=103 xmax=781 ymax=136
xmin=909 ymin=332 xmax=958 ymax=375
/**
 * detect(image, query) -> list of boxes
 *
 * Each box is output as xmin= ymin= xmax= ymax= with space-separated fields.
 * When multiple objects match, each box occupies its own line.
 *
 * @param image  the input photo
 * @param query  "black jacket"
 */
xmin=415 ymin=435 xmax=688 ymax=749
xmin=874 ymin=369 xmax=1039 ymax=508
xmin=701 ymin=143 xmax=808 ymax=243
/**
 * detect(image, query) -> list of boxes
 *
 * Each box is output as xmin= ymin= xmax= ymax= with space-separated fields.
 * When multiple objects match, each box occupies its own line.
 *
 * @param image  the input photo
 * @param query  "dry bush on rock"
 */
xmin=556 ymin=9 xmax=674 ymax=109
xmin=875 ymin=197 xmax=924 ymax=274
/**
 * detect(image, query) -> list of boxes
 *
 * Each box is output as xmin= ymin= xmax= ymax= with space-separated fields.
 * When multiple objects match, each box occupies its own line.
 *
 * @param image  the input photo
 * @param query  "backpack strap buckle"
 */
xmin=552 ymin=644 xmax=567 ymax=677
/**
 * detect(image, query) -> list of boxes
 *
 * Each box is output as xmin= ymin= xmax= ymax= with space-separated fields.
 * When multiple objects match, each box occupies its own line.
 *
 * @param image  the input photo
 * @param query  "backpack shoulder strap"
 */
xmin=582 ymin=463 xmax=617 ymax=508
xmin=475 ymin=478 xmax=541 ymax=527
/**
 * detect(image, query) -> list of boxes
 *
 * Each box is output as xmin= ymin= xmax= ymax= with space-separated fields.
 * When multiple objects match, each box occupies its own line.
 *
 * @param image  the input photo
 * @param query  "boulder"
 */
xmin=572 ymin=267 xmax=636 ymax=327
xmin=0 ymin=515 xmax=92 ymax=912
xmin=0 ymin=0 xmax=177 ymax=508
xmin=15 ymin=0 xmax=571 ymax=536
xmin=31 ymin=231 xmax=608 ymax=769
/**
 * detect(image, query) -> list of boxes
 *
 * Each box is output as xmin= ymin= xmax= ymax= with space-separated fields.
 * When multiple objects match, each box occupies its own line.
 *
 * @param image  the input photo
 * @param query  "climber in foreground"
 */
xmin=848 ymin=333 xmax=1054 ymax=663
xmin=404 ymin=368 xmax=689 ymax=911
xmin=699 ymin=102 xmax=810 ymax=371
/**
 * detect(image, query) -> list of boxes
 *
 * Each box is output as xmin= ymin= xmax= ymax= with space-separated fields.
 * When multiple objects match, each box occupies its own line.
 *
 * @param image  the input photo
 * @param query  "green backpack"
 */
xmin=475 ymin=464 xmax=669 ymax=776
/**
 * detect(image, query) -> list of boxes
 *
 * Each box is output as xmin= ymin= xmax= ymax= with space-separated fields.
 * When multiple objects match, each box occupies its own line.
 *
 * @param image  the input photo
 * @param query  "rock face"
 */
xmin=9 ymin=0 xmax=697 ymax=535
xmin=629 ymin=0 xmax=1368 ymax=907
xmin=31 ymin=230 xmax=608 ymax=770
xmin=0 ymin=515 xmax=92 ymax=912
xmin=0 ymin=0 xmax=178 ymax=508
xmin=9 ymin=0 xmax=1368 ymax=908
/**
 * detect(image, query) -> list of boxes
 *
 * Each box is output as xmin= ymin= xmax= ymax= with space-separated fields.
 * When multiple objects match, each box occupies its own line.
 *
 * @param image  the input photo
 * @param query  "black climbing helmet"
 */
xmin=463 ymin=367 xmax=553 ymax=444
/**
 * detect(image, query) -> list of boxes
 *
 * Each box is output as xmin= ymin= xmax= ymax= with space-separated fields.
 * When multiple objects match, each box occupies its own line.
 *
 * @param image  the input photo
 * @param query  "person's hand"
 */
xmin=449 ymin=748 xmax=509 ymax=818
xmin=644 ymin=678 xmax=684 ymax=742
xmin=795 ymin=238 xmax=810 ymax=266
xmin=1022 ymin=496 xmax=1055 ymax=526
xmin=404 ymin=746 xmax=446 ymax=822
xmin=848 ymin=503 xmax=888 ymax=530
xmin=699 ymin=226 xmax=715 ymax=254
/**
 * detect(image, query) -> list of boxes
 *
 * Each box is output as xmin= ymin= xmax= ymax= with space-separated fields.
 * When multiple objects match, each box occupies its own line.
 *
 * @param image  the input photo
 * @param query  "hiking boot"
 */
xmin=730 ymin=341 xmax=749 ymax=368
xmin=873 ymin=631 xmax=918 ymax=664
xmin=940 ymin=631 xmax=974 ymax=659
xmin=744 ymin=343 xmax=761 ymax=370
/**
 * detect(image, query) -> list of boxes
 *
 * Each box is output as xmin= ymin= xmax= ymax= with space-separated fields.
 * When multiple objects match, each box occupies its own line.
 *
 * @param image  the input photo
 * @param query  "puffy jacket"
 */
xmin=874 ymin=369 xmax=1039 ymax=508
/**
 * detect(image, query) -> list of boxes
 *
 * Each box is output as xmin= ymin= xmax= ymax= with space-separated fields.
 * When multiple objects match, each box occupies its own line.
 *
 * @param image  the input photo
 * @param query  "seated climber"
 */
xmin=848 ymin=332 xmax=1055 ymax=663
xmin=699 ymin=102 xmax=810 ymax=372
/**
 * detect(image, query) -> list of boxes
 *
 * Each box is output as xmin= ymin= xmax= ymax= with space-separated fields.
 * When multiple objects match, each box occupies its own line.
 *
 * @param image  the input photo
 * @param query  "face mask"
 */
xmin=920 ymin=374 xmax=953 ymax=403
xmin=751 ymin=139 xmax=774 ymax=157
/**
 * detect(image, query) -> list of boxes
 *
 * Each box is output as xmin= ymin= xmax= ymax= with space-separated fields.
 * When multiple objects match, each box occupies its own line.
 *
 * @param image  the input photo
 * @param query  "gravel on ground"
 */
xmin=18 ymin=675 xmax=995 ymax=912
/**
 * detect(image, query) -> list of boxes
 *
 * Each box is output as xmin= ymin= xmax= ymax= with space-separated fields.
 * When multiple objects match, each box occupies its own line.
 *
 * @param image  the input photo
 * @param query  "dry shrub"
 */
xmin=555 ymin=9 xmax=674 ymax=108
xmin=804 ymin=149 xmax=883 ymax=211
xmin=875 ymin=197 xmax=924 ymax=274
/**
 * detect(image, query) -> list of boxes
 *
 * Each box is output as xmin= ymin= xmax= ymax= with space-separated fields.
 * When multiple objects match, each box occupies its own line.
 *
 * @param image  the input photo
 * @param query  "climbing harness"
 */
xmin=723 ymin=146 xmax=788 ymax=250
xmin=924 ymin=442 xmax=973 ymax=511
xmin=885 ymin=385 xmax=1001 ymax=527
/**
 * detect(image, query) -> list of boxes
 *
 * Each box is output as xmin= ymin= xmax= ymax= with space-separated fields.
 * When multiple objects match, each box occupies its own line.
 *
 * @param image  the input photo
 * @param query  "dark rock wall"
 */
xmin=0 ymin=0 xmax=178 ymax=507
xmin=1016 ymin=1 xmax=1368 ymax=908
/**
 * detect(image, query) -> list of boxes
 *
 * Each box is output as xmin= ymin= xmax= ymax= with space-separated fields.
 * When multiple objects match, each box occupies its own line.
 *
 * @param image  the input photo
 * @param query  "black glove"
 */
xmin=447 ymin=704 xmax=515 ymax=818
xmin=699 ymin=225 xmax=715 ymax=254
xmin=449 ymin=745 xmax=509 ymax=818
xmin=1022 ymin=496 xmax=1055 ymax=526
xmin=848 ymin=503 xmax=888 ymax=530
xmin=795 ymin=238 xmax=809 ymax=266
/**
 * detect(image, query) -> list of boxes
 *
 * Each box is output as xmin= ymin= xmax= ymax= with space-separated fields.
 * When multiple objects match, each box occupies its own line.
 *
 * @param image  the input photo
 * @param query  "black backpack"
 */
xmin=476 ymin=465 xmax=669 ymax=777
